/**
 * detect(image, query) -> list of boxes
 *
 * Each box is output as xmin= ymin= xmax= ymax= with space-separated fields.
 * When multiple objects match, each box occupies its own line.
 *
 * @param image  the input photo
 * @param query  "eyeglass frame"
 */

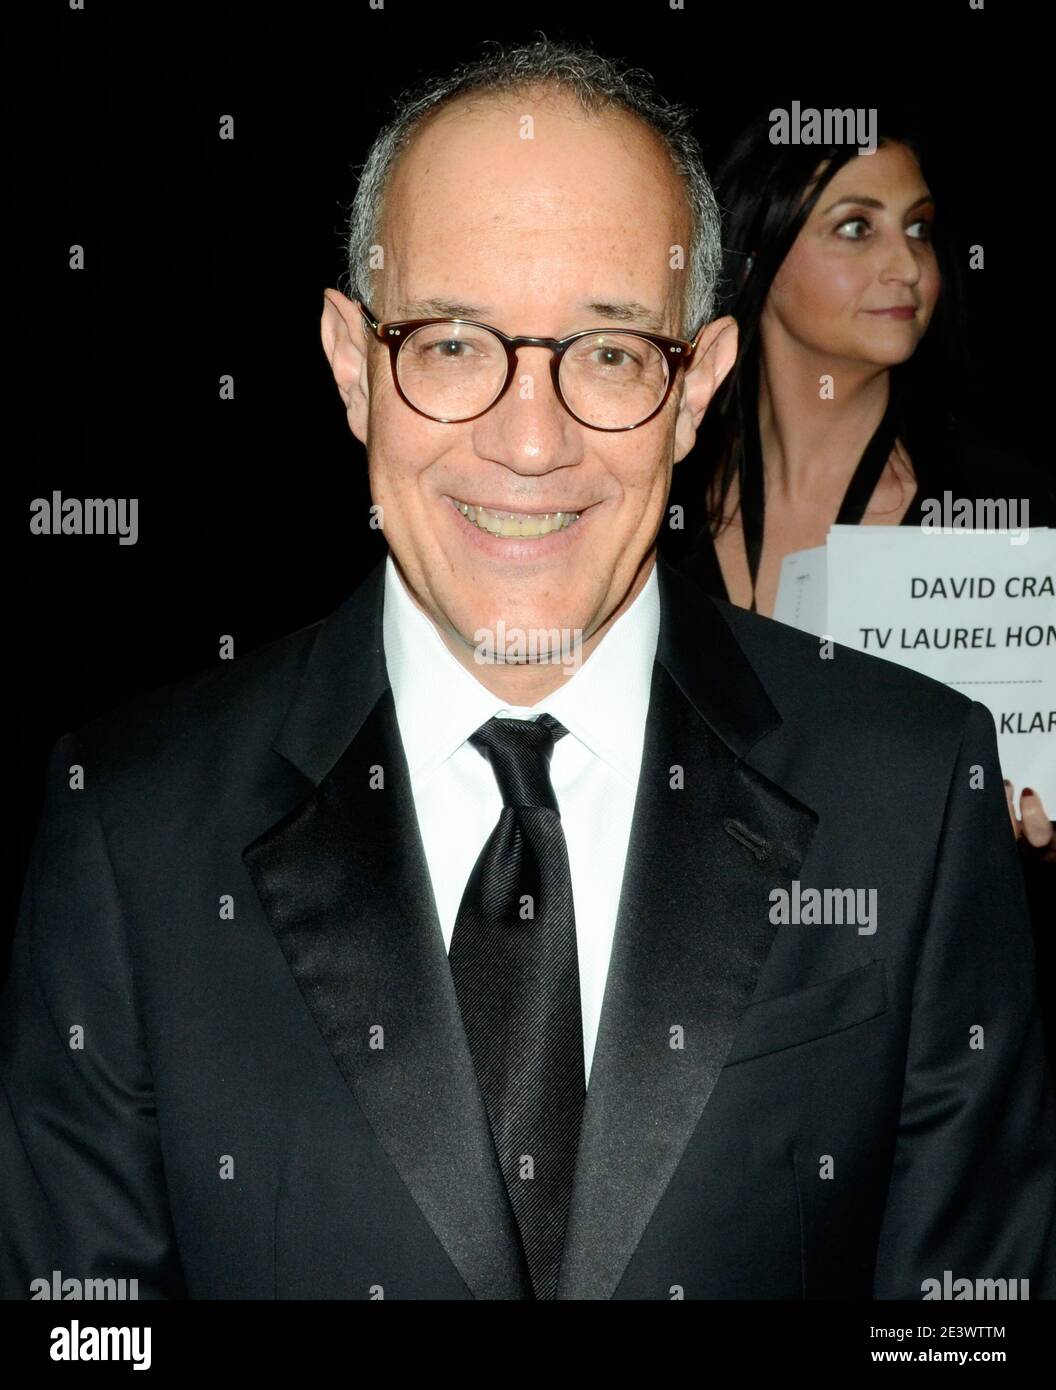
xmin=358 ymin=301 xmax=703 ymax=431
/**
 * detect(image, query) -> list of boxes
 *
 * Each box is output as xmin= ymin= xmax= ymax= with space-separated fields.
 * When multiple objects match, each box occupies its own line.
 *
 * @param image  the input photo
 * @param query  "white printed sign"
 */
xmin=773 ymin=527 xmax=1055 ymax=806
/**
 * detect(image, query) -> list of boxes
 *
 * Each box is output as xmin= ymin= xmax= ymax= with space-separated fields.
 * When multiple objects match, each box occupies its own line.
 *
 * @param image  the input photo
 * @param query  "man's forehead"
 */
xmin=380 ymin=105 xmax=690 ymax=333
xmin=387 ymin=94 xmax=687 ymax=226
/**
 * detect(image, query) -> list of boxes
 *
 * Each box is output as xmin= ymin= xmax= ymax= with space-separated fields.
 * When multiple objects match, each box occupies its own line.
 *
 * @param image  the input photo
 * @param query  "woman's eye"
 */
xmin=835 ymin=218 xmax=870 ymax=240
xmin=907 ymin=219 xmax=932 ymax=241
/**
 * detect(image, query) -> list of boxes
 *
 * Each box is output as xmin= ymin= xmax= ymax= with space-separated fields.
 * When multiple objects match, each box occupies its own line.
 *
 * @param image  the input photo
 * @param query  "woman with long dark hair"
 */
xmin=678 ymin=110 xmax=1055 ymax=861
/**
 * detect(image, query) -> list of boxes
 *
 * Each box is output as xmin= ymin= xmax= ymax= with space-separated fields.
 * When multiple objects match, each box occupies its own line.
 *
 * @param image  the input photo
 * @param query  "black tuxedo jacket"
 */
xmin=3 ymin=552 xmax=1054 ymax=1300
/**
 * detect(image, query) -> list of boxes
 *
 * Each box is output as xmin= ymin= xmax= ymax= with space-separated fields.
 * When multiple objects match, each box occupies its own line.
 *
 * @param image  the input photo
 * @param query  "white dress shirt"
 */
xmin=382 ymin=554 xmax=660 ymax=1086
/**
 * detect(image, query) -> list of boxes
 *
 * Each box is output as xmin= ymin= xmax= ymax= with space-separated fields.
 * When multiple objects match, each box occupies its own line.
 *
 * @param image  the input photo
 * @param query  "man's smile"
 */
xmin=441 ymin=494 xmax=609 ymax=561
xmin=448 ymin=495 xmax=584 ymax=538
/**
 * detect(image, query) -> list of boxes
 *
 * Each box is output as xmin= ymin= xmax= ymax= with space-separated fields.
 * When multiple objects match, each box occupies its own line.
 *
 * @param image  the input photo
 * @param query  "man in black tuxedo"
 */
xmin=3 ymin=40 xmax=1055 ymax=1300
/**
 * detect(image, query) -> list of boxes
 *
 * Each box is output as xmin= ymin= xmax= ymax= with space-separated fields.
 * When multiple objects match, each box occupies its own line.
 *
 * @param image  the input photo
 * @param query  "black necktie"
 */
xmin=448 ymin=714 xmax=586 ymax=1300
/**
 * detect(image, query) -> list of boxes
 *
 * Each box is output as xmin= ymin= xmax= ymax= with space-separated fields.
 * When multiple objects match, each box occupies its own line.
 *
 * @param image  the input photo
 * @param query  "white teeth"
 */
xmin=453 ymin=499 xmax=582 ymax=538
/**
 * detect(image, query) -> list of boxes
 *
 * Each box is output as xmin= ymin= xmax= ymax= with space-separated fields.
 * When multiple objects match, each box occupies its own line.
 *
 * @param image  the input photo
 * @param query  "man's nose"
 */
xmin=470 ymin=344 xmax=582 ymax=471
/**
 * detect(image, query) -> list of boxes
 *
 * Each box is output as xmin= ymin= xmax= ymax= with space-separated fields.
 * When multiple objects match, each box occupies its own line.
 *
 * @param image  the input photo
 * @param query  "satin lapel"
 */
xmin=243 ymin=559 xmax=532 ymax=1300
xmin=556 ymin=557 xmax=819 ymax=1300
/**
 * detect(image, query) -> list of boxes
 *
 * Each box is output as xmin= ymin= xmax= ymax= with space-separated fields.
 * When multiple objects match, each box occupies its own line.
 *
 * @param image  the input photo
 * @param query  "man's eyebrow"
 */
xmin=818 ymin=193 xmax=936 ymax=217
xmin=581 ymin=300 xmax=667 ymax=332
xmin=395 ymin=297 xmax=668 ymax=333
xmin=397 ymin=297 xmax=490 ymax=321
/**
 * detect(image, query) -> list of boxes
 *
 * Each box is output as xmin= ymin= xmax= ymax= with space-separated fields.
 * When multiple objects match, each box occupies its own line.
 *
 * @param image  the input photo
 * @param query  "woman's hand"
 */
xmin=1004 ymin=781 xmax=1056 ymax=864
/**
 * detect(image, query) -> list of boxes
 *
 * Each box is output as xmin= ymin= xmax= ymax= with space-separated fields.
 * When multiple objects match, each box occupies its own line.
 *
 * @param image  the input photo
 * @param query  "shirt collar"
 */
xmin=382 ymin=554 xmax=659 ymax=785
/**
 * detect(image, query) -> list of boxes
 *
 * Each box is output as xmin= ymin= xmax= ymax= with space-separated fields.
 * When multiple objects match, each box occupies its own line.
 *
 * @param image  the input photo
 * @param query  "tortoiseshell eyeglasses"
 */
xmin=358 ymin=302 xmax=701 ymax=431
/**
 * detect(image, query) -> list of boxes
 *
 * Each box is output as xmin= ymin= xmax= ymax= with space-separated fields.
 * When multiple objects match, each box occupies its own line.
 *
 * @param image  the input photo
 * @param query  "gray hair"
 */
xmin=341 ymin=35 xmax=722 ymax=337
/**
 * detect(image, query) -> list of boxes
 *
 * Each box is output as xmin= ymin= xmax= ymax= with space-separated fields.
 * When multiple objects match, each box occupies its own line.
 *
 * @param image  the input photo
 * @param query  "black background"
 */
xmin=12 ymin=0 xmax=1051 ymax=954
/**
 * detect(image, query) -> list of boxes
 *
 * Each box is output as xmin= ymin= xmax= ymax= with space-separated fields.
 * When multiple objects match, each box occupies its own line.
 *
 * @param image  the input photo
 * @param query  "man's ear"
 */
xmin=672 ymin=315 xmax=738 ymax=465
xmin=320 ymin=287 xmax=371 ymax=445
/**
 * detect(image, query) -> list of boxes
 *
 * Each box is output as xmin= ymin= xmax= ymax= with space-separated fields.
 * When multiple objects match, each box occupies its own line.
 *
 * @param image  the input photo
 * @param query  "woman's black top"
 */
xmin=678 ymin=428 xmax=1056 ymax=602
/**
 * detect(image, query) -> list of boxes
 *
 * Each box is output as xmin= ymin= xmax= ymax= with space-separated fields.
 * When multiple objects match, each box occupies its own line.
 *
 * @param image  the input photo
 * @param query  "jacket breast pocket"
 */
xmin=723 ymin=959 xmax=889 ymax=1067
